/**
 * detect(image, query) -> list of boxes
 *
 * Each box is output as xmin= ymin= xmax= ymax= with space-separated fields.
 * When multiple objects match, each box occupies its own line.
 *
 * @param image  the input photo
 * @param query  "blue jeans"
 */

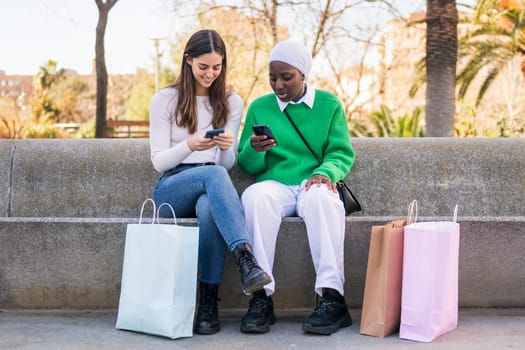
xmin=154 ymin=164 xmax=248 ymax=285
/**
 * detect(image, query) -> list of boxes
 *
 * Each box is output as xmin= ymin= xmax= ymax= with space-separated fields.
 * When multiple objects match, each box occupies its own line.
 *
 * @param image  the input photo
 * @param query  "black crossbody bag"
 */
xmin=283 ymin=108 xmax=362 ymax=215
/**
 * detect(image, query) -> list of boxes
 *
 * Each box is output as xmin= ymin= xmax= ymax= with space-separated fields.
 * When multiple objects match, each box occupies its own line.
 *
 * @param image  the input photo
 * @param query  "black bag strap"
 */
xmin=283 ymin=108 xmax=321 ymax=165
xmin=284 ymin=107 xmax=361 ymax=214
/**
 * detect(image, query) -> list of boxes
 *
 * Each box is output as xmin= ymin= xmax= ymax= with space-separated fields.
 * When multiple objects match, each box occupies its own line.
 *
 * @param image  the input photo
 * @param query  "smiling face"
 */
xmin=269 ymin=61 xmax=305 ymax=102
xmin=186 ymin=51 xmax=224 ymax=96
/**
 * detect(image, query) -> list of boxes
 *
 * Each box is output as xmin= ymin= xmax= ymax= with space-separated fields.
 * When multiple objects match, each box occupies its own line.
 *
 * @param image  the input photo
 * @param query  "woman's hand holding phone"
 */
xmin=188 ymin=129 xmax=233 ymax=152
xmin=188 ymin=134 xmax=214 ymax=151
xmin=251 ymin=124 xmax=277 ymax=152
xmin=210 ymin=131 xmax=233 ymax=151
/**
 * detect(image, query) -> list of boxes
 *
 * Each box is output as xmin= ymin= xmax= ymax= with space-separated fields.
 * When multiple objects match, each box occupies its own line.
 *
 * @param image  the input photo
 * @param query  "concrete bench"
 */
xmin=0 ymin=138 xmax=524 ymax=310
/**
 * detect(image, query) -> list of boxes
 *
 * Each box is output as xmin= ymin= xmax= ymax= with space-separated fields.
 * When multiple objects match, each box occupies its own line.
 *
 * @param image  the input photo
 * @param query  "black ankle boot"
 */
xmin=232 ymin=243 xmax=272 ymax=295
xmin=195 ymin=282 xmax=220 ymax=334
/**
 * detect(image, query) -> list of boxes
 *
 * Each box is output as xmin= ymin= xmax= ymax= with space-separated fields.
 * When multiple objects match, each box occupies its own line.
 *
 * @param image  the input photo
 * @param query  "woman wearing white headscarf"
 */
xmin=237 ymin=40 xmax=355 ymax=335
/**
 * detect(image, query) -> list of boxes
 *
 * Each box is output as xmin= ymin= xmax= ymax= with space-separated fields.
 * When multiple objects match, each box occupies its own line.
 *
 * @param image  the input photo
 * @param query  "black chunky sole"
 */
xmin=240 ymin=313 xmax=276 ymax=334
xmin=302 ymin=313 xmax=352 ymax=335
xmin=194 ymin=324 xmax=221 ymax=335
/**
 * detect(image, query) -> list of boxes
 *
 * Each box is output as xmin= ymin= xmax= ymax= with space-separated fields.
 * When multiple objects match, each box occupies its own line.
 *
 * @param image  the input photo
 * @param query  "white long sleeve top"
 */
xmin=149 ymin=87 xmax=243 ymax=173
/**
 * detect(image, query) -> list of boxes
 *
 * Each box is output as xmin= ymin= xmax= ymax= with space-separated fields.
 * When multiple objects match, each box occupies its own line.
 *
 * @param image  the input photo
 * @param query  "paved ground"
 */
xmin=1 ymin=308 xmax=524 ymax=350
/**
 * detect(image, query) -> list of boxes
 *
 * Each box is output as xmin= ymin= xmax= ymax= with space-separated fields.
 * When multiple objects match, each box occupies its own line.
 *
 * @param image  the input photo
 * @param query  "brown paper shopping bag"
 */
xmin=359 ymin=219 xmax=407 ymax=337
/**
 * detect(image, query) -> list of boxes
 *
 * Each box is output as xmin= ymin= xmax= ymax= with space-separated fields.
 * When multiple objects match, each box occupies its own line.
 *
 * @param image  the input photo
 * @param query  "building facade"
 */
xmin=0 ymin=71 xmax=34 ymax=103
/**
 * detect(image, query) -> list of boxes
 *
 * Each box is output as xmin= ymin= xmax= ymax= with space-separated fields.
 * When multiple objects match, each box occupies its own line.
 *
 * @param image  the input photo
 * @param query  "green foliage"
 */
xmin=457 ymin=31 xmax=518 ymax=105
xmin=71 ymin=122 xmax=96 ymax=138
xmin=124 ymin=71 xmax=154 ymax=121
xmin=495 ymin=115 xmax=525 ymax=137
xmin=368 ymin=105 xmax=425 ymax=137
xmin=411 ymin=1 xmax=525 ymax=107
xmin=124 ymin=67 xmax=178 ymax=121
xmin=36 ymin=59 xmax=66 ymax=90
xmin=454 ymin=99 xmax=525 ymax=137
xmin=348 ymin=118 xmax=374 ymax=137
xmin=22 ymin=124 xmax=65 ymax=138
xmin=0 ymin=97 xmax=24 ymax=138
xmin=457 ymin=0 xmax=525 ymax=105
xmin=50 ymin=76 xmax=90 ymax=122
xmin=29 ymin=60 xmax=94 ymax=127
xmin=31 ymin=94 xmax=61 ymax=123
xmin=455 ymin=102 xmax=479 ymax=137
xmin=32 ymin=60 xmax=67 ymax=123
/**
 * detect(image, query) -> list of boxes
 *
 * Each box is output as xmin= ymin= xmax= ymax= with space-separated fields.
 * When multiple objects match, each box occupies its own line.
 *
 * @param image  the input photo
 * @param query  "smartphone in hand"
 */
xmin=252 ymin=124 xmax=277 ymax=144
xmin=205 ymin=128 xmax=225 ymax=138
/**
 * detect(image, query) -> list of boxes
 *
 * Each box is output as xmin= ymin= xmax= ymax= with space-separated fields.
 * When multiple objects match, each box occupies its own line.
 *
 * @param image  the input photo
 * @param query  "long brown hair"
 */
xmin=171 ymin=29 xmax=229 ymax=133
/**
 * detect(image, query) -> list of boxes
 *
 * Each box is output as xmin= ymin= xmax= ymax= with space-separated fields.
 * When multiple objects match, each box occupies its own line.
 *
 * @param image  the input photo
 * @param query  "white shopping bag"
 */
xmin=116 ymin=199 xmax=199 ymax=339
xmin=400 ymin=201 xmax=460 ymax=342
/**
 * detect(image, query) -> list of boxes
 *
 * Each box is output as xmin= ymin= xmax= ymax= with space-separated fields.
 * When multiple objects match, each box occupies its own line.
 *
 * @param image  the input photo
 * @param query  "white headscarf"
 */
xmin=269 ymin=40 xmax=312 ymax=77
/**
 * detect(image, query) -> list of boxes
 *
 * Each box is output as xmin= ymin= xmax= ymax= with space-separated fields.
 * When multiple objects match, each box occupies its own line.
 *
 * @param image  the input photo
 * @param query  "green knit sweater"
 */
xmin=237 ymin=89 xmax=355 ymax=185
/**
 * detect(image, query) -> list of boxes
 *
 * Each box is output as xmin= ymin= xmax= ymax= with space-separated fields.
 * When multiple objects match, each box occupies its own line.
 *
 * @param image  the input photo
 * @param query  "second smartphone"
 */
xmin=252 ymin=124 xmax=277 ymax=144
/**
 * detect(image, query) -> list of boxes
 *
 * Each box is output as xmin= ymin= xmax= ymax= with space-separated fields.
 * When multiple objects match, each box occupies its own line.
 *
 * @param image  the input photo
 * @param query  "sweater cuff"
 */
xmin=238 ymin=144 xmax=266 ymax=173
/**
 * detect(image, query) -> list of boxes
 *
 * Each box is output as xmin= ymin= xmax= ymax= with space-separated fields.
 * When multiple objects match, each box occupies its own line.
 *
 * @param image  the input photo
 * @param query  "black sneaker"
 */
xmin=240 ymin=290 xmax=276 ymax=333
xmin=303 ymin=293 xmax=352 ymax=335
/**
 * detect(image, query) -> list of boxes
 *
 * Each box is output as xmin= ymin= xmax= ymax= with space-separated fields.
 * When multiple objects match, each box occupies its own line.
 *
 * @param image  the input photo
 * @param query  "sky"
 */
xmin=0 ymin=0 xmax=180 ymax=75
xmin=1 ymin=1 xmax=475 ymax=76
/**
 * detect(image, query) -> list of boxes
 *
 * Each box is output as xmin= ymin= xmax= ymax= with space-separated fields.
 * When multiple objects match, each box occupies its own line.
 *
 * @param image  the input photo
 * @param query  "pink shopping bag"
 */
xmin=400 ymin=202 xmax=460 ymax=342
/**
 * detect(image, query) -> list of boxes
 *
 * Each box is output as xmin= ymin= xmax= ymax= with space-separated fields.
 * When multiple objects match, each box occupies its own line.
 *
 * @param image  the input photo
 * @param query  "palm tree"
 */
xmin=425 ymin=0 xmax=458 ymax=137
xmin=33 ymin=60 xmax=66 ymax=123
xmin=457 ymin=0 xmax=525 ymax=106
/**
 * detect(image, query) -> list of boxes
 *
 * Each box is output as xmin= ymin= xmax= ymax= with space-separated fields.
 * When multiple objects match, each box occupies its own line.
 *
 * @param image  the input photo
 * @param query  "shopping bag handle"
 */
xmin=139 ymin=198 xmax=156 ymax=224
xmin=407 ymin=199 xmax=418 ymax=224
xmin=157 ymin=203 xmax=177 ymax=225
xmin=453 ymin=204 xmax=459 ymax=222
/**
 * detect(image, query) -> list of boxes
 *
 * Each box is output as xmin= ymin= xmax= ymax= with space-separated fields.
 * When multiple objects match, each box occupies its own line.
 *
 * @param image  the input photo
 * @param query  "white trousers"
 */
xmin=241 ymin=180 xmax=346 ymax=297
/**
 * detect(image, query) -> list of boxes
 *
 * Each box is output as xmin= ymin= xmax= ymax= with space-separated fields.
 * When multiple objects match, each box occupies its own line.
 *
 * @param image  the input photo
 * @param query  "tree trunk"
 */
xmin=95 ymin=0 xmax=119 ymax=138
xmin=425 ymin=0 xmax=458 ymax=137
xmin=269 ymin=0 xmax=278 ymax=45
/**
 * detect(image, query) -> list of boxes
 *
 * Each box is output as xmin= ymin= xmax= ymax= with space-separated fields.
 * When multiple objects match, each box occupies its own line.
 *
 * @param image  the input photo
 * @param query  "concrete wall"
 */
xmin=0 ymin=140 xmax=13 ymax=217
xmin=9 ymin=139 xmax=157 ymax=218
xmin=0 ymin=138 xmax=524 ymax=310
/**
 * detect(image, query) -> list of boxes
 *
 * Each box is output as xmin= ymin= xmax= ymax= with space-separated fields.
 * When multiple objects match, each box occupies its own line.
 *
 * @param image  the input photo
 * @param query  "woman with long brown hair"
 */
xmin=149 ymin=29 xmax=270 ymax=335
